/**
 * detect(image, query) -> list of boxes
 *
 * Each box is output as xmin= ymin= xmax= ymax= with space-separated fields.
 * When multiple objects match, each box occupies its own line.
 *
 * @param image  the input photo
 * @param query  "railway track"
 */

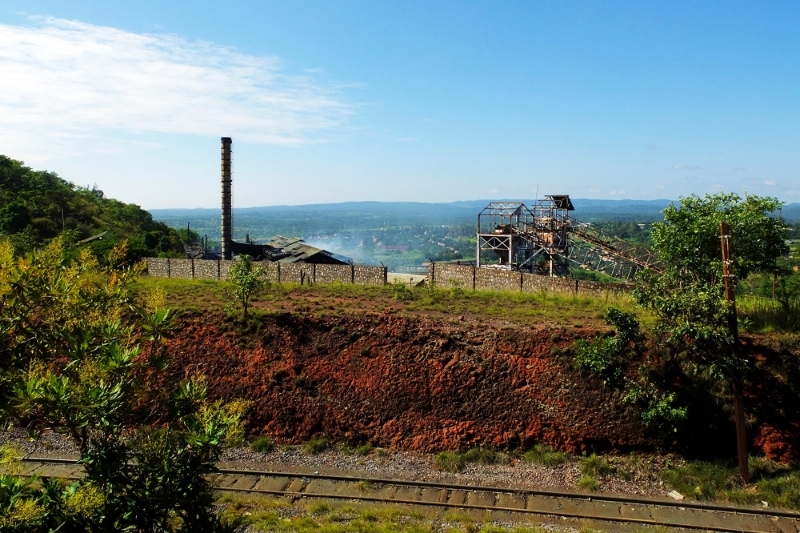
xmin=17 ymin=457 xmax=800 ymax=533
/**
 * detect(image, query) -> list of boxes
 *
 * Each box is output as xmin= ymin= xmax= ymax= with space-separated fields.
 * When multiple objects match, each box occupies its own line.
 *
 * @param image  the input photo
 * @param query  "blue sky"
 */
xmin=1 ymin=1 xmax=798 ymax=208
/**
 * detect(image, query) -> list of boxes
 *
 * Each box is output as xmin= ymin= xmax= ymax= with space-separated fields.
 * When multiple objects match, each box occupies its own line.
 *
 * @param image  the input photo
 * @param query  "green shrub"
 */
xmin=580 ymin=454 xmax=614 ymax=477
xmin=660 ymin=461 xmax=735 ymax=501
xmin=661 ymin=458 xmax=800 ymax=508
xmin=448 ymin=279 xmax=466 ymax=298
xmin=522 ymin=444 xmax=567 ymax=466
xmin=434 ymin=447 xmax=510 ymax=472
xmin=462 ymin=447 xmax=506 ymax=465
xmin=577 ymin=475 xmax=599 ymax=492
xmin=574 ymin=308 xmax=642 ymax=387
xmin=574 ymin=337 xmax=624 ymax=386
xmin=304 ymin=436 xmax=329 ymax=454
xmin=434 ymin=451 xmax=466 ymax=473
xmin=621 ymin=381 xmax=687 ymax=433
xmin=307 ymin=502 xmax=331 ymax=515
xmin=354 ymin=443 xmax=374 ymax=456
xmin=250 ymin=436 xmax=275 ymax=454
xmin=389 ymin=278 xmax=414 ymax=301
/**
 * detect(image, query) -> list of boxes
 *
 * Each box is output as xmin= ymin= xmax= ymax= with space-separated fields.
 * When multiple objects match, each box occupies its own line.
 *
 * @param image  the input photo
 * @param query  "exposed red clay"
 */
xmin=148 ymin=311 xmax=799 ymax=460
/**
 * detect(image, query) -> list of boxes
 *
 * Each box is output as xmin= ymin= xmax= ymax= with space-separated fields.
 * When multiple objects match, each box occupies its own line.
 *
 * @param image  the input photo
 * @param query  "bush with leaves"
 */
xmin=573 ymin=308 xmax=688 ymax=433
xmin=389 ymin=278 xmax=413 ymax=301
xmin=0 ymin=238 xmax=247 ymax=532
xmin=574 ymin=308 xmax=642 ymax=387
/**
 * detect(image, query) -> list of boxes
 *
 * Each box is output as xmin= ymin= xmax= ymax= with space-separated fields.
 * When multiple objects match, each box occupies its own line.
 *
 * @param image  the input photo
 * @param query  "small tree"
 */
xmin=227 ymin=254 xmax=267 ymax=318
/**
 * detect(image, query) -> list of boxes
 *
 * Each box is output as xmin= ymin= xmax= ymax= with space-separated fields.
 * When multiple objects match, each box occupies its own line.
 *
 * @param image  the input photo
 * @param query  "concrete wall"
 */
xmin=259 ymin=262 xmax=280 ymax=283
xmin=144 ymin=257 xmax=625 ymax=295
xmin=219 ymin=260 xmax=233 ymax=281
xmin=522 ymin=273 xmax=577 ymax=294
xmin=144 ymin=258 xmax=385 ymax=287
xmin=429 ymin=263 xmax=630 ymax=296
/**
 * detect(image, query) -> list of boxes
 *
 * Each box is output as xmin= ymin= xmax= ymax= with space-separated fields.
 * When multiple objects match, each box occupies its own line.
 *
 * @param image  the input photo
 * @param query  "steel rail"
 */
xmin=20 ymin=457 xmax=800 ymax=533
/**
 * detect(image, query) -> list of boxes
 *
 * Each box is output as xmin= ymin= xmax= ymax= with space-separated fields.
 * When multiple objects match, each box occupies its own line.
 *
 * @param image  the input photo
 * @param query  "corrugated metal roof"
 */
xmin=263 ymin=235 xmax=345 ymax=264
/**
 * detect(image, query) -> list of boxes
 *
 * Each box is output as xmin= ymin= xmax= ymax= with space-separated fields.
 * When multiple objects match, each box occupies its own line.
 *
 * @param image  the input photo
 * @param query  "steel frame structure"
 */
xmin=476 ymin=202 xmax=537 ymax=270
xmin=476 ymin=195 xmax=664 ymax=280
xmin=476 ymin=197 xmax=573 ymax=275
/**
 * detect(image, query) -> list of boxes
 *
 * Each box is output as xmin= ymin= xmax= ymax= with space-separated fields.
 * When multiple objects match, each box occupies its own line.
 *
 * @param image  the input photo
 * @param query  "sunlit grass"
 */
xmin=134 ymin=275 xmax=648 ymax=329
xmin=434 ymin=448 xmax=512 ymax=473
xmin=738 ymin=296 xmax=800 ymax=333
xmin=218 ymin=494 xmax=548 ymax=532
xmin=661 ymin=457 xmax=800 ymax=510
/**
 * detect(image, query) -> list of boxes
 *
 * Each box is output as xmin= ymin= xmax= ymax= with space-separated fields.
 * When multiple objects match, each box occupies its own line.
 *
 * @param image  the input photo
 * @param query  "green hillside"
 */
xmin=0 ymin=155 xmax=182 ymax=260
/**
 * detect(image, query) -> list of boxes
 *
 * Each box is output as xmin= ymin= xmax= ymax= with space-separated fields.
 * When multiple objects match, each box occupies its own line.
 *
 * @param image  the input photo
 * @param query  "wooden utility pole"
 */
xmin=720 ymin=221 xmax=750 ymax=483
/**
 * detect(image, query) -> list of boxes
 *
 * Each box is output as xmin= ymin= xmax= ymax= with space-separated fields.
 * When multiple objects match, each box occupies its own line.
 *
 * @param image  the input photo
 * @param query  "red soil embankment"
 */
xmin=154 ymin=311 xmax=653 ymax=453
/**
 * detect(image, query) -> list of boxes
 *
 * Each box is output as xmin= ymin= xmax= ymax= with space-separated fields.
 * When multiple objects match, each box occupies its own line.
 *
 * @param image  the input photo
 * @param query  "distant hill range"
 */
xmin=150 ymin=198 xmax=800 ymax=234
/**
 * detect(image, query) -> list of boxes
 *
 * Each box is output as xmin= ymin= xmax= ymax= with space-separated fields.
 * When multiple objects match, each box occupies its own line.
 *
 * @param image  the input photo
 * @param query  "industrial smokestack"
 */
xmin=221 ymin=137 xmax=233 ymax=260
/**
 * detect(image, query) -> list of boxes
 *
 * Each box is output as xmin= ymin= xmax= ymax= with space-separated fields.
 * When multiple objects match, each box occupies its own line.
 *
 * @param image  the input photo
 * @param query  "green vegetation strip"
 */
xmin=220 ymin=496 xmax=548 ymax=533
xmin=132 ymin=276 xmax=644 ymax=328
xmin=22 ymin=458 xmax=800 ymax=519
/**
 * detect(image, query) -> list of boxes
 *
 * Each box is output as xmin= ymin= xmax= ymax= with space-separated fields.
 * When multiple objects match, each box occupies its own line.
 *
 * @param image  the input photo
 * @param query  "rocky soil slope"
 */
xmin=152 ymin=311 xmax=653 ymax=453
xmin=147 ymin=310 xmax=800 ymax=461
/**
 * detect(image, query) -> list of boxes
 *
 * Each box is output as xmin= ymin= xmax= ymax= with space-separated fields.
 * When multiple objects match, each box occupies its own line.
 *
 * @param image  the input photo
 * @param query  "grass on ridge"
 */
xmin=738 ymin=295 xmax=800 ymax=333
xmin=133 ymin=275 xmax=645 ymax=328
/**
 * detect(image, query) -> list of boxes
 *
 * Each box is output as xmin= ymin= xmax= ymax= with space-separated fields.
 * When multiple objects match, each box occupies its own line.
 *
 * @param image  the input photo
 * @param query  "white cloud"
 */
xmin=654 ymin=184 xmax=665 ymax=189
xmin=764 ymin=180 xmax=776 ymax=185
xmin=0 ymin=16 xmax=353 ymax=158
xmin=672 ymin=164 xmax=701 ymax=171
xmin=609 ymin=190 xmax=624 ymax=196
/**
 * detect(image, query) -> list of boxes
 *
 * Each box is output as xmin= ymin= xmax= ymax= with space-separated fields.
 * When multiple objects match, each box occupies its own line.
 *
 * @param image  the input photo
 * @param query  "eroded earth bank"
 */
xmin=145 ymin=309 xmax=800 ymax=462
xmin=150 ymin=311 xmax=652 ymax=454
